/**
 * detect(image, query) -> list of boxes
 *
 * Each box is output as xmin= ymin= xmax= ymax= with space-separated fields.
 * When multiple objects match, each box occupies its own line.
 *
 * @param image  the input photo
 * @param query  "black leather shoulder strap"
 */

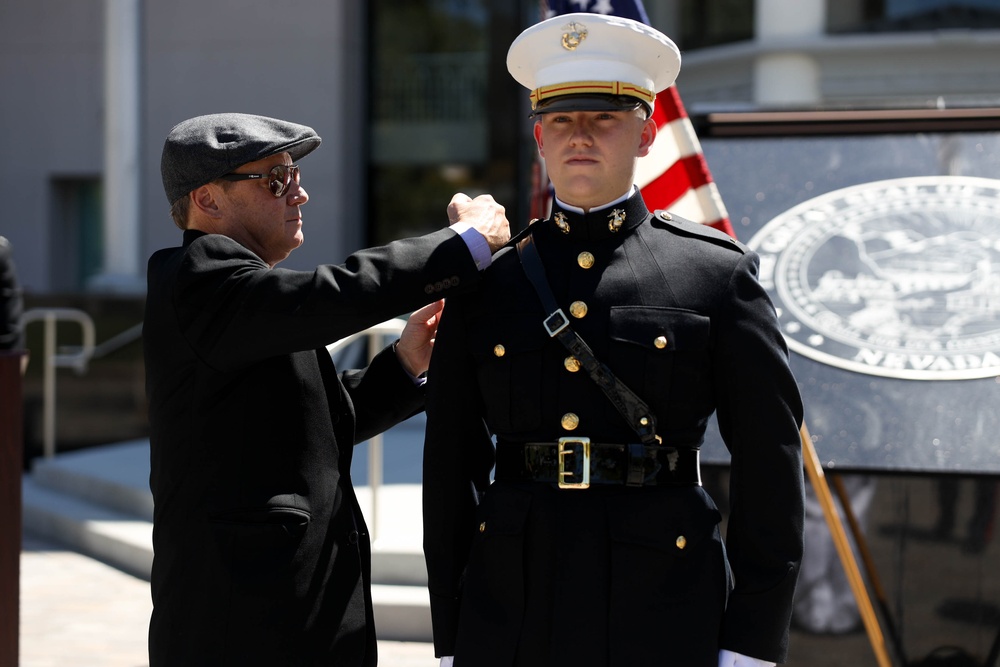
xmin=516 ymin=234 xmax=659 ymax=444
xmin=498 ymin=217 xmax=543 ymax=251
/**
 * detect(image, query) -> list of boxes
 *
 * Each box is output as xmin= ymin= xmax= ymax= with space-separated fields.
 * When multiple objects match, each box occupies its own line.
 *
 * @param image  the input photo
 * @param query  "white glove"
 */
xmin=449 ymin=649 xmax=772 ymax=666
xmin=718 ymin=649 xmax=776 ymax=667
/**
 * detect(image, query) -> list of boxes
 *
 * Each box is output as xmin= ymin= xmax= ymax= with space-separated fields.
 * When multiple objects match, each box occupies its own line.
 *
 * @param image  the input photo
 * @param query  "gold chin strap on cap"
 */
xmin=529 ymin=80 xmax=655 ymax=110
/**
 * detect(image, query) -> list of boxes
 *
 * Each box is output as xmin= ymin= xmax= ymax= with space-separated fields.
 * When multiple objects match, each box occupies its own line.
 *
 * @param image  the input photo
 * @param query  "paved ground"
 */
xmin=19 ymin=533 xmax=439 ymax=667
xmin=19 ymin=471 xmax=1000 ymax=666
xmin=12 ymin=535 xmax=875 ymax=667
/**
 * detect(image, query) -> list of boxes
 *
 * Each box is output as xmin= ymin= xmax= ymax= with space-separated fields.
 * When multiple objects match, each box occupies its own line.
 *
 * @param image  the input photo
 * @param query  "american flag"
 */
xmin=534 ymin=0 xmax=735 ymax=237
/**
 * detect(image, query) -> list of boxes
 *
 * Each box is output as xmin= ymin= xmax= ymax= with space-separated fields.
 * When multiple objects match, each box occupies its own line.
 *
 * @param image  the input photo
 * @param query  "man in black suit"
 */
xmin=422 ymin=14 xmax=805 ymax=667
xmin=144 ymin=112 xmax=509 ymax=667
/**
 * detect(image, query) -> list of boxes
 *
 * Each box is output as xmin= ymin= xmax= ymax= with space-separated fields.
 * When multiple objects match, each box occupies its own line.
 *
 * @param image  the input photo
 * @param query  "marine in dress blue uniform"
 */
xmin=422 ymin=14 xmax=805 ymax=667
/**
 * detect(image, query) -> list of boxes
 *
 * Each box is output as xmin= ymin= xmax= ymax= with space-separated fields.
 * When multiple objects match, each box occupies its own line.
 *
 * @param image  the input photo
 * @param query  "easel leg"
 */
xmin=800 ymin=423 xmax=896 ymax=667
xmin=829 ymin=472 xmax=908 ymax=664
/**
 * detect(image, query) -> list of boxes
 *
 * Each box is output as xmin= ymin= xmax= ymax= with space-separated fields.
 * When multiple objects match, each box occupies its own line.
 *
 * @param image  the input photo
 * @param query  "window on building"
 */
xmin=50 ymin=178 xmax=102 ymax=292
xmin=367 ymin=0 xmax=528 ymax=246
xmin=646 ymin=0 xmax=754 ymax=51
xmin=829 ymin=0 xmax=1000 ymax=33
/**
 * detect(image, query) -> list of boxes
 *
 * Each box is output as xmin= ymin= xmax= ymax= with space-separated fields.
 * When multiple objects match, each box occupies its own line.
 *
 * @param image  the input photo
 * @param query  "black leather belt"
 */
xmin=495 ymin=439 xmax=701 ymax=489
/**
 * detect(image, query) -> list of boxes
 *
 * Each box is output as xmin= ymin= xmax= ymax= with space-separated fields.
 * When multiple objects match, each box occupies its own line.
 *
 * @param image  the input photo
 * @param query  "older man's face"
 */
xmin=218 ymin=152 xmax=310 ymax=267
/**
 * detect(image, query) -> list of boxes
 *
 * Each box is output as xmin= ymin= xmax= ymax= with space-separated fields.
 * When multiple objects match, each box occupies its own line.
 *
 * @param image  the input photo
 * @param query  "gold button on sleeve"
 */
xmin=654 ymin=335 xmax=668 ymax=349
xmin=493 ymin=344 xmax=506 ymax=358
xmin=577 ymin=251 xmax=595 ymax=269
xmin=561 ymin=413 xmax=580 ymax=431
xmin=564 ymin=356 xmax=581 ymax=372
xmin=676 ymin=535 xmax=687 ymax=550
xmin=569 ymin=301 xmax=588 ymax=319
xmin=480 ymin=522 xmax=486 ymax=533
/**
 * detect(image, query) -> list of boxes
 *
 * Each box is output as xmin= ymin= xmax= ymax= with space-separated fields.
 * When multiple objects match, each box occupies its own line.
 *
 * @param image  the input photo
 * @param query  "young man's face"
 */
xmin=218 ymin=152 xmax=310 ymax=267
xmin=533 ymin=107 xmax=656 ymax=212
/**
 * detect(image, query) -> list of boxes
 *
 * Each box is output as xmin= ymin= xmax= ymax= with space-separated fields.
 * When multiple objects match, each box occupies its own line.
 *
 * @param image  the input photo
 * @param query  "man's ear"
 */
xmin=191 ymin=184 xmax=223 ymax=218
xmin=533 ymin=120 xmax=545 ymax=158
xmin=637 ymin=116 xmax=657 ymax=158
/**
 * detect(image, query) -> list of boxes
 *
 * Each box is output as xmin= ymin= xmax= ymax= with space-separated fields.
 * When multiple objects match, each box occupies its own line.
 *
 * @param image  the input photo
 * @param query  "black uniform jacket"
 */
xmin=143 ymin=227 xmax=478 ymax=667
xmin=422 ymin=192 xmax=805 ymax=666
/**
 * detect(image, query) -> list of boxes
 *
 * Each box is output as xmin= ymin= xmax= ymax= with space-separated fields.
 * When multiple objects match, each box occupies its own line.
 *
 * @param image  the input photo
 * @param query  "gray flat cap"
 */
xmin=160 ymin=113 xmax=321 ymax=205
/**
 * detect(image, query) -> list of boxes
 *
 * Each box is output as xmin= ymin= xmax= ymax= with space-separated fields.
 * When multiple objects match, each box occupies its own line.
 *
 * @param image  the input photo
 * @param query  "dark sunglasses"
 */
xmin=219 ymin=164 xmax=300 ymax=197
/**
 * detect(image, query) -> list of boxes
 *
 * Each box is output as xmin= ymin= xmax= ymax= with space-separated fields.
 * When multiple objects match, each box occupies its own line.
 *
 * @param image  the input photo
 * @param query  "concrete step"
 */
xmin=21 ymin=441 xmax=433 ymax=642
xmin=29 ymin=438 xmax=154 ymax=521
xmin=22 ymin=476 xmax=154 ymax=581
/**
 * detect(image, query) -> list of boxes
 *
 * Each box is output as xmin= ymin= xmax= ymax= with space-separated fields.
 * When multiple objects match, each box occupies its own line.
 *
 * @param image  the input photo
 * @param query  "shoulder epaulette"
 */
xmin=650 ymin=209 xmax=748 ymax=254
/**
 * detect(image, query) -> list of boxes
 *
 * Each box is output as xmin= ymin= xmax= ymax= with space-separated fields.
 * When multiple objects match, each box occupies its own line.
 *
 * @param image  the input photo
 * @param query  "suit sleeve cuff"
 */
xmin=391 ymin=340 xmax=427 ymax=386
xmin=449 ymin=222 xmax=492 ymax=271
xmin=429 ymin=591 xmax=460 ymax=657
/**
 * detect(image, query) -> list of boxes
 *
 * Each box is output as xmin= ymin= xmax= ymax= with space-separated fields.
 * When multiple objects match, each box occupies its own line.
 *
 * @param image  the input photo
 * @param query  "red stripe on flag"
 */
xmin=637 ymin=86 xmax=736 ymax=238
xmin=654 ymin=86 xmax=688 ymax=123
xmin=641 ymin=155 xmax=710 ymax=206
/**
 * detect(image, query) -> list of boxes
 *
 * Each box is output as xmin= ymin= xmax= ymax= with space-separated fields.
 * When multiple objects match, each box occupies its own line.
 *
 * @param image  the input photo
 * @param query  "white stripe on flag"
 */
xmin=635 ymin=116 xmax=698 ymax=190
xmin=668 ymin=184 xmax=730 ymax=225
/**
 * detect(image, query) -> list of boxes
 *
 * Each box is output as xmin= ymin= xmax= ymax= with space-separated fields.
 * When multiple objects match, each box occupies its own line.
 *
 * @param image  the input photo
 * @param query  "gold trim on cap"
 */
xmin=529 ymin=80 xmax=655 ymax=110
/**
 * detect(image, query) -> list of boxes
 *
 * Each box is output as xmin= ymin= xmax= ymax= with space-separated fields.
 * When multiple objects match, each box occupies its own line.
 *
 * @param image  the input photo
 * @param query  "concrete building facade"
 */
xmin=3 ymin=0 xmax=999 ymax=295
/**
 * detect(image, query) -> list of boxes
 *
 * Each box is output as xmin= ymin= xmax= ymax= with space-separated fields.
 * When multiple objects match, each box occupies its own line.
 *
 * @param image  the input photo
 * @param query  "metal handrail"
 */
xmin=19 ymin=308 xmax=404 ymax=540
xmin=21 ymin=308 xmax=96 ymax=459
xmin=325 ymin=318 xmax=407 ymax=357
xmin=91 ymin=321 xmax=143 ymax=359
xmin=327 ymin=317 xmax=407 ymax=543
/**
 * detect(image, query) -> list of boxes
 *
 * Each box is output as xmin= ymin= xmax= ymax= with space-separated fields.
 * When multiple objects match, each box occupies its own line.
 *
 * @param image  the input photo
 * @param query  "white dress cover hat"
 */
xmin=506 ymin=12 xmax=681 ymax=115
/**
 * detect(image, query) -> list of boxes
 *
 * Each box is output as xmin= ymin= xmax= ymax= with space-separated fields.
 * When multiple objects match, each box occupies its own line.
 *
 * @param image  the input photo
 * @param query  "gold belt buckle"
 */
xmin=557 ymin=437 xmax=591 ymax=489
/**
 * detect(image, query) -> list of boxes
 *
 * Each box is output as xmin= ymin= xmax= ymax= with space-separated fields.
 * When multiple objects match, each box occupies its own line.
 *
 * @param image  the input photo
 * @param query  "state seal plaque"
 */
xmin=748 ymin=176 xmax=1000 ymax=380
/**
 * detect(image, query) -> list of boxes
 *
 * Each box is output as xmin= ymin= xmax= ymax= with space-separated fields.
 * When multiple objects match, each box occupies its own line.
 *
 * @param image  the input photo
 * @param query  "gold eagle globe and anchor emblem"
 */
xmin=554 ymin=211 xmax=571 ymax=234
xmin=608 ymin=208 xmax=626 ymax=232
xmin=561 ymin=22 xmax=588 ymax=50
